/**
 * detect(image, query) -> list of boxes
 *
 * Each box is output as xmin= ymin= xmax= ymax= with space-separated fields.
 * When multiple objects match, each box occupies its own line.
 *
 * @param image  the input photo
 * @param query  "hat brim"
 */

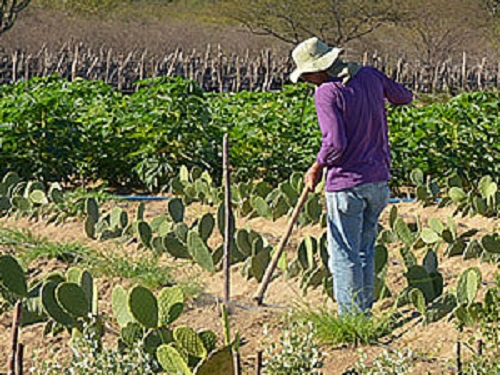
xmin=290 ymin=47 xmax=343 ymax=83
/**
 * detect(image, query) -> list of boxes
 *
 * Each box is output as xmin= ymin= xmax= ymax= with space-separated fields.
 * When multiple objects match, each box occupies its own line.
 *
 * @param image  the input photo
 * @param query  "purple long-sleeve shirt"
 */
xmin=315 ymin=67 xmax=413 ymax=192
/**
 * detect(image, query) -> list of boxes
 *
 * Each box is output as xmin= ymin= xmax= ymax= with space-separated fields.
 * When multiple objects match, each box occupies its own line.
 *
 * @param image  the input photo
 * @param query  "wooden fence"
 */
xmin=1 ymin=43 xmax=499 ymax=93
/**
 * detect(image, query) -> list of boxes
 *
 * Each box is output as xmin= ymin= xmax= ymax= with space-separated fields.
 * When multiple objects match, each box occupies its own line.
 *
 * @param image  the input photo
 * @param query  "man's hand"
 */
xmin=305 ymin=162 xmax=324 ymax=192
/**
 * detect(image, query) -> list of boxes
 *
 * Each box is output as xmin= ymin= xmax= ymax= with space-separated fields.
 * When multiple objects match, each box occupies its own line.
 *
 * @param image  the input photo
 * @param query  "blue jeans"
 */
xmin=326 ymin=181 xmax=390 ymax=316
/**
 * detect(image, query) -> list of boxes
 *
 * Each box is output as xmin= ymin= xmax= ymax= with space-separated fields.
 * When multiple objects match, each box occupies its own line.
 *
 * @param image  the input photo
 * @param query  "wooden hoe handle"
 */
xmin=253 ymin=187 xmax=310 ymax=305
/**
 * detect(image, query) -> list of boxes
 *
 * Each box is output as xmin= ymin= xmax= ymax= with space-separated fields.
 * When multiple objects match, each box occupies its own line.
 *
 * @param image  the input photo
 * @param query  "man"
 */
xmin=290 ymin=37 xmax=413 ymax=316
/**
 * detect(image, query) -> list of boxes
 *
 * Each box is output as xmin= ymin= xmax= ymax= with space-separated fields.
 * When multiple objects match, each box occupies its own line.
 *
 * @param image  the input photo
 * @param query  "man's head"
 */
xmin=290 ymin=37 xmax=343 ymax=85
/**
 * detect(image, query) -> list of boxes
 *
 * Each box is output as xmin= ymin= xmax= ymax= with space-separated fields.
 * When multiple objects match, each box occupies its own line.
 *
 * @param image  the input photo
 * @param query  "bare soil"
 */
xmin=0 ymin=200 xmax=498 ymax=374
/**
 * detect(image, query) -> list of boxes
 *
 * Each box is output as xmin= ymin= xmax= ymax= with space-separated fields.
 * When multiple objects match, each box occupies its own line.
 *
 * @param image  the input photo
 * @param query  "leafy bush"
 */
xmin=1 ymin=77 xmax=498 ymax=190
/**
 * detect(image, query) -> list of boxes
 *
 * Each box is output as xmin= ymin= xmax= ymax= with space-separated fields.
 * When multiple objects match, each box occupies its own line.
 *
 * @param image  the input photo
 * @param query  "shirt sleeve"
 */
xmin=375 ymin=69 xmax=413 ymax=105
xmin=314 ymin=86 xmax=347 ymax=167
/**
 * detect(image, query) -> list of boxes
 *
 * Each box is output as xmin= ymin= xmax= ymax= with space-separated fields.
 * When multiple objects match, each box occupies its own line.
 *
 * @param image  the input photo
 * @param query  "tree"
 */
xmin=1 ymin=0 xmax=31 ymax=34
xmin=393 ymin=0 xmax=492 ymax=64
xmin=215 ymin=0 xmax=406 ymax=46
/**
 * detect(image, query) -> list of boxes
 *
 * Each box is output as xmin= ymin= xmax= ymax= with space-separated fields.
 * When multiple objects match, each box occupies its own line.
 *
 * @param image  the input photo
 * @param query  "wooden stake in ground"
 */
xmin=255 ymin=350 xmax=263 ymax=375
xmin=8 ymin=301 xmax=22 ymax=375
xmin=253 ymin=187 xmax=309 ymax=305
xmin=223 ymin=133 xmax=232 ymax=305
xmin=16 ymin=343 xmax=24 ymax=375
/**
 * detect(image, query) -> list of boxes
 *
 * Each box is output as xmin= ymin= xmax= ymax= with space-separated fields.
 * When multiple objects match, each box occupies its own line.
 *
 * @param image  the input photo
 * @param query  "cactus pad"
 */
xmin=409 ymin=288 xmax=426 ymax=315
xmin=404 ymin=265 xmax=436 ymax=303
xmin=164 ymin=234 xmax=190 ymax=259
xmin=120 ymin=322 xmax=143 ymax=347
xmin=29 ymin=190 xmax=48 ymax=205
xmin=41 ymin=281 xmax=76 ymax=326
xmin=236 ymin=230 xmax=252 ymax=257
xmin=174 ymin=325 xmax=208 ymax=359
xmin=112 ymin=285 xmax=134 ymax=328
xmin=168 ymin=198 xmax=185 ymax=223
xmin=194 ymin=346 xmax=234 ymax=375
xmin=420 ymin=228 xmax=440 ymax=244
xmin=158 ymin=286 xmax=185 ymax=326
xmin=0 ymin=255 xmax=27 ymax=297
xmin=137 ymin=221 xmax=153 ymax=248
xmin=198 ymin=330 xmax=217 ymax=354
xmin=423 ymin=249 xmax=438 ymax=274
xmin=188 ymin=231 xmax=216 ymax=273
xmin=12 ymin=196 xmax=32 ymax=211
xmin=85 ymin=197 xmax=99 ymax=222
xmin=374 ymin=245 xmax=388 ymax=274
xmin=157 ymin=344 xmax=193 ymax=375
xmin=56 ymin=282 xmax=90 ymax=318
xmin=198 ymin=213 xmax=215 ymax=242
xmin=394 ymin=218 xmax=415 ymax=246
xmin=457 ymin=267 xmax=481 ymax=305
xmin=425 ymin=293 xmax=457 ymax=324
xmin=128 ymin=285 xmax=158 ymax=328
xmin=0 ymin=196 xmax=12 ymax=211
xmin=84 ymin=216 xmax=96 ymax=239
xmin=481 ymin=234 xmax=500 ymax=253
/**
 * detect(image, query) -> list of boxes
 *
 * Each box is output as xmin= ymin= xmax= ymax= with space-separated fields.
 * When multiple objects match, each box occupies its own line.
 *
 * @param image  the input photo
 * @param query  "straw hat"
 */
xmin=290 ymin=37 xmax=343 ymax=83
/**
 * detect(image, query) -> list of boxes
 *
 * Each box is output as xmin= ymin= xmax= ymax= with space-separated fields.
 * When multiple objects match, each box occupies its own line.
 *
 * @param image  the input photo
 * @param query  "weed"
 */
xmin=292 ymin=306 xmax=394 ymax=346
xmin=0 ymin=226 xmax=92 ymax=265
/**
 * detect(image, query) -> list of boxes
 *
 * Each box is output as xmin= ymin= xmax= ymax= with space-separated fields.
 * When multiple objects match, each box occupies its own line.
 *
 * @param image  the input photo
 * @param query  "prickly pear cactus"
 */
xmin=194 ymin=346 xmax=234 ymax=375
xmin=168 ymin=198 xmax=185 ymax=223
xmin=164 ymin=234 xmax=190 ymax=259
xmin=236 ymin=230 xmax=252 ymax=257
xmin=0 ymin=255 xmax=27 ymax=297
xmin=158 ymin=286 xmax=184 ymax=326
xmin=85 ymin=198 xmax=99 ymax=222
xmin=250 ymin=249 xmax=271 ymax=282
xmin=56 ymin=282 xmax=90 ymax=318
xmin=425 ymin=293 xmax=457 ymax=324
xmin=112 ymin=285 xmax=134 ymax=328
xmin=137 ymin=221 xmax=153 ymax=248
xmin=457 ymin=267 xmax=481 ymax=305
xmin=150 ymin=237 xmax=164 ymax=254
xmin=120 ymin=322 xmax=143 ymax=348
xmin=12 ymin=196 xmax=31 ymax=212
xmin=0 ymin=196 xmax=12 ymax=212
xmin=198 ymin=213 xmax=215 ymax=242
xmin=374 ymin=245 xmax=388 ymax=274
xmin=41 ymin=281 xmax=77 ymax=326
xmin=420 ymin=228 xmax=440 ymax=244
xmin=297 ymin=236 xmax=317 ymax=270
xmin=404 ymin=265 xmax=436 ymax=303
xmin=110 ymin=207 xmax=128 ymax=229
xmin=198 ymin=330 xmax=217 ymax=354
xmin=187 ymin=231 xmax=215 ymax=273
xmin=409 ymin=288 xmax=426 ymax=315
xmin=174 ymin=326 xmax=208 ymax=359
xmin=2 ymin=172 xmax=20 ymax=188
xmin=481 ymin=234 xmax=500 ymax=254
xmin=422 ymin=249 xmax=438 ymax=274
xmin=29 ymin=190 xmax=48 ymax=205
xmin=157 ymin=344 xmax=193 ymax=375
xmin=84 ymin=216 xmax=97 ymax=239
xmin=394 ymin=218 xmax=416 ymax=246
xmin=128 ymin=285 xmax=158 ymax=329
